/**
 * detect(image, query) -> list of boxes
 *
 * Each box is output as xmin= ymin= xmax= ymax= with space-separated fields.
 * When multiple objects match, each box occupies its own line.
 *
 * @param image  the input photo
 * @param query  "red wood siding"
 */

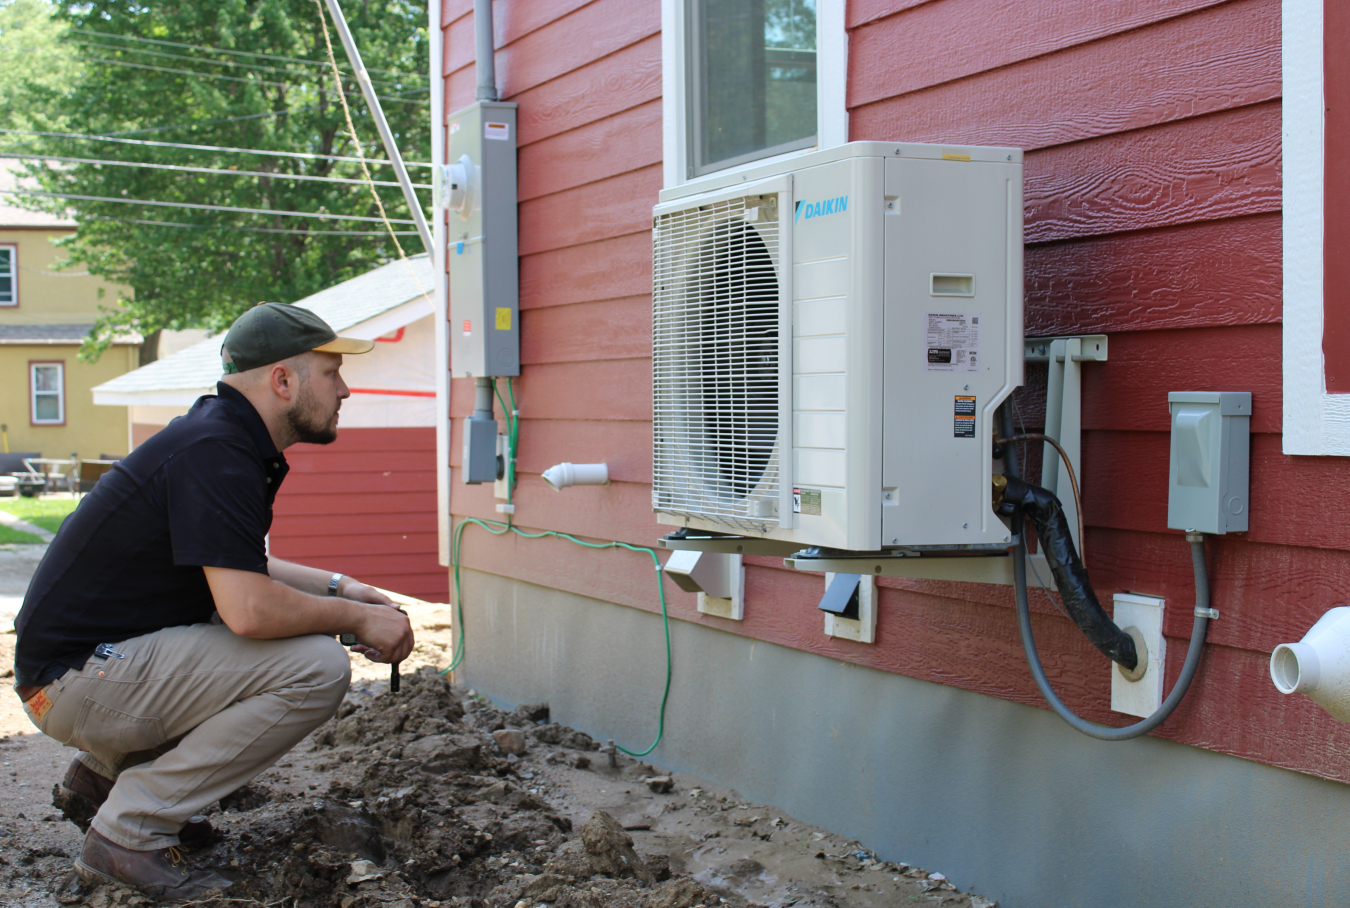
xmin=270 ymin=427 xmax=447 ymax=602
xmin=442 ymin=1 xmax=1339 ymax=782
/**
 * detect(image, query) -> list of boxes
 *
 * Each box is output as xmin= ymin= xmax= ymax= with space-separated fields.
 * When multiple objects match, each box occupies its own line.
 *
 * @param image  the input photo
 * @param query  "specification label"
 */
xmin=926 ymin=312 xmax=980 ymax=373
xmin=793 ymin=487 xmax=821 ymax=516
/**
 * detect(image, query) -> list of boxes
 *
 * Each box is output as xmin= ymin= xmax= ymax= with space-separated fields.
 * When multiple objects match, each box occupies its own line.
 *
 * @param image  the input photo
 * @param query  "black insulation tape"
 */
xmin=1002 ymin=475 xmax=1139 ymax=671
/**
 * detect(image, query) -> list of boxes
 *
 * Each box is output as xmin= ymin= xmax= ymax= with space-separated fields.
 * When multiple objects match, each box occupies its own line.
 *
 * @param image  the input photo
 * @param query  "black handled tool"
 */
xmin=339 ymin=607 xmax=407 ymax=693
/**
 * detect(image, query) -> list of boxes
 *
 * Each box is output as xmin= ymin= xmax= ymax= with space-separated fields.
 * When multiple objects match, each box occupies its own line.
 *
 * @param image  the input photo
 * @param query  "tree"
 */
xmin=0 ymin=0 xmax=82 ymax=133
xmin=13 ymin=0 xmax=430 ymax=360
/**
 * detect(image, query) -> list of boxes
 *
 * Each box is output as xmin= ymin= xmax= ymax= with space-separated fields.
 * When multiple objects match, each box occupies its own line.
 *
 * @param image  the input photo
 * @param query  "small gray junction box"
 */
xmin=1167 ymin=391 xmax=1251 ymax=534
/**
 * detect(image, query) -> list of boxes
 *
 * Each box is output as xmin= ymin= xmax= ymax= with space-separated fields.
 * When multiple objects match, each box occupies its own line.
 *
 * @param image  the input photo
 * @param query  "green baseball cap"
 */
xmin=221 ymin=302 xmax=375 ymax=373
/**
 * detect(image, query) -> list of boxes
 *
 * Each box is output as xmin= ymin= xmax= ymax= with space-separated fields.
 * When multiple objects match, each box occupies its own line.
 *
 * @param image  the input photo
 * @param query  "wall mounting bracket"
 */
xmin=1024 ymin=334 xmax=1108 ymax=555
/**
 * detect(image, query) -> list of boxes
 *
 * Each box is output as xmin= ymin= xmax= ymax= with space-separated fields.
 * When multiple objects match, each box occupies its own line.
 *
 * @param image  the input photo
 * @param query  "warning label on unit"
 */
xmin=954 ymin=396 xmax=977 ymax=438
xmin=793 ymin=487 xmax=821 ymax=516
xmin=925 ymin=313 xmax=980 ymax=372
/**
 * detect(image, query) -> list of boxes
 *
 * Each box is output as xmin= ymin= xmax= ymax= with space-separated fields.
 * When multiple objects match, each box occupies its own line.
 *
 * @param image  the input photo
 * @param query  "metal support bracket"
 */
xmin=1024 ymin=335 xmax=1107 ymax=555
xmin=659 ymin=531 xmax=801 ymax=557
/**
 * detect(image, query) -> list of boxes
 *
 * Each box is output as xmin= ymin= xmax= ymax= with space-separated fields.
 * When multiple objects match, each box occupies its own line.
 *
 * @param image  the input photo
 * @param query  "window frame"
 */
xmin=29 ymin=360 xmax=66 ymax=427
xmin=662 ymin=0 xmax=847 ymax=190
xmin=0 ymin=243 xmax=17 ymax=308
xmin=1283 ymin=0 xmax=1350 ymax=454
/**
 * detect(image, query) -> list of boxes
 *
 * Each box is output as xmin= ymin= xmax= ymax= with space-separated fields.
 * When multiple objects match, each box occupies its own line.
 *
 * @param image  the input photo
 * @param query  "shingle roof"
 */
xmin=0 ymin=323 xmax=140 ymax=344
xmin=93 ymin=254 xmax=434 ymax=396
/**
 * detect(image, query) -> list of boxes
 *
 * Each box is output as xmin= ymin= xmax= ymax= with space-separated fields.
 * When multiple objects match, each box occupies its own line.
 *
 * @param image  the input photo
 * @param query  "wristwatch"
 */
xmin=327 ymin=573 xmax=344 ymax=596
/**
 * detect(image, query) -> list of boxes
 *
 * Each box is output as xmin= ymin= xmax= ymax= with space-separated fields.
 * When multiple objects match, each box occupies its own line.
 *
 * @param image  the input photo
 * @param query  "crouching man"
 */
xmin=11 ymin=303 xmax=414 ymax=899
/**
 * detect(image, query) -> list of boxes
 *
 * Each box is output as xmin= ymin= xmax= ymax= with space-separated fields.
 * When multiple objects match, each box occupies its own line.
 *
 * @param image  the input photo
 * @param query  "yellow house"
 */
xmin=0 ymin=161 xmax=139 ymax=461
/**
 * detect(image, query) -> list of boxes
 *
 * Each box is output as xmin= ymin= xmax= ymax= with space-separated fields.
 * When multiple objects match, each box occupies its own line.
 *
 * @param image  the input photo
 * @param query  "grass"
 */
xmin=0 ymin=496 xmax=81 ymax=534
xmin=0 ymin=524 xmax=45 ymax=544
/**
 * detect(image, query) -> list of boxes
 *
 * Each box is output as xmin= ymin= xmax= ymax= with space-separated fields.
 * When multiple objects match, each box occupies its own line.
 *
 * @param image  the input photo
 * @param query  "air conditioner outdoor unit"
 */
xmin=652 ymin=141 xmax=1023 ymax=553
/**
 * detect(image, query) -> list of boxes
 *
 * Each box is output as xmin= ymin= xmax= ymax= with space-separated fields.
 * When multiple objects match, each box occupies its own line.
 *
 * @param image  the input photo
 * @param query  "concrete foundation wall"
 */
xmin=456 ymin=568 xmax=1350 ymax=908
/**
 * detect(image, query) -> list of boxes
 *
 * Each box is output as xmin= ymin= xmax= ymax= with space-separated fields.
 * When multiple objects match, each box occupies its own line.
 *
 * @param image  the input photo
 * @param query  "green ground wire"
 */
xmin=491 ymin=378 xmax=521 ymax=521
xmin=440 ymin=515 xmax=673 ymax=758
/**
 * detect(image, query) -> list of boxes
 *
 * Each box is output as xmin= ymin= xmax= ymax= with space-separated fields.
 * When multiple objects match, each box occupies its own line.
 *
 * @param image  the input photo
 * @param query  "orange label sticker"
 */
xmin=23 ymin=687 xmax=53 ymax=723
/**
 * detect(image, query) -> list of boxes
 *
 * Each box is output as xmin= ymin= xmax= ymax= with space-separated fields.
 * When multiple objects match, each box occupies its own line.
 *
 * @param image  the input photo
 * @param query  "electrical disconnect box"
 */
xmin=1167 ymin=391 xmax=1251 ymax=534
xmin=442 ymin=101 xmax=520 ymax=378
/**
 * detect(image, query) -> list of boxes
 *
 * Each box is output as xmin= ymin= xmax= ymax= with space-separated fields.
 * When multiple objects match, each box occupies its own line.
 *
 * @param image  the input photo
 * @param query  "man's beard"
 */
xmin=285 ymin=383 xmax=339 ymax=445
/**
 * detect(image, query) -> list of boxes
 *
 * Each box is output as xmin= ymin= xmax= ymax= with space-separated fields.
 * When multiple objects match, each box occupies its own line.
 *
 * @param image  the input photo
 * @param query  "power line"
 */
xmin=71 ymin=39 xmax=426 ymax=92
xmin=83 ymin=54 xmax=289 ymax=88
xmin=106 ymin=85 xmax=429 ymax=137
xmin=0 ymin=152 xmax=432 ymax=188
xmin=86 ymin=214 xmax=418 ymax=236
xmin=0 ymin=129 xmax=433 ymax=168
xmin=68 ymin=27 xmax=418 ymax=79
xmin=0 ymin=188 xmax=420 ymax=224
xmin=110 ymin=108 xmax=300 ymax=136
xmin=82 ymin=55 xmax=428 ymax=105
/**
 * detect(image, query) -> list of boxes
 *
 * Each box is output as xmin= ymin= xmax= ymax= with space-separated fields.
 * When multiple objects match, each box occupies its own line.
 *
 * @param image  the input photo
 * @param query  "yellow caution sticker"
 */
xmin=23 ymin=687 xmax=53 ymax=723
xmin=942 ymin=152 xmax=971 ymax=162
xmin=495 ymin=307 xmax=512 ymax=330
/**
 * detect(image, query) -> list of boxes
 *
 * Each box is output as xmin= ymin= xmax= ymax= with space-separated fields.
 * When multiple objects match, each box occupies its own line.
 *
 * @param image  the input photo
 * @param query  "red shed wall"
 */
xmin=442 ymin=1 xmax=1346 ymax=782
xmin=271 ymin=426 xmax=447 ymax=602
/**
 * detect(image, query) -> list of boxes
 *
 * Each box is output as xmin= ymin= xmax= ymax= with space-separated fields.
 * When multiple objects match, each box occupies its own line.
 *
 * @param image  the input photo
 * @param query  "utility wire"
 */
xmin=82 ymin=55 xmax=428 ymax=104
xmin=314 ymin=0 xmax=413 ymax=260
xmin=313 ymin=0 xmax=429 ymax=276
xmin=0 ymin=188 xmax=418 ymax=224
xmin=111 ymin=108 xmax=295 ymax=136
xmin=106 ymin=85 xmax=429 ymax=137
xmin=0 ymin=152 xmax=432 ymax=189
xmin=86 ymin=214 xmax=417 ymax=236
xmin=71 ymin=39 xmax=426 ymax=92
xmin=0 ymin=129 xmax=434 ymax=167
xmin=82 ymin=55 xmax=289 ymax=89
xmin=68 ymin=27 xmax=418 ymax=79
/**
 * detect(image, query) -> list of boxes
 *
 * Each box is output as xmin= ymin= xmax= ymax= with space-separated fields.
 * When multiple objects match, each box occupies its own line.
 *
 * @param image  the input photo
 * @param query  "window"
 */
xmin=664 ymin=0 xmax=846 ymax=187
xmin=687 ymin=0 xmax=818 ymax=176
xmin=30 ymin=362 xmax=64 ymax=425
xmin=0 ymin=244 xmax=15 ymax=306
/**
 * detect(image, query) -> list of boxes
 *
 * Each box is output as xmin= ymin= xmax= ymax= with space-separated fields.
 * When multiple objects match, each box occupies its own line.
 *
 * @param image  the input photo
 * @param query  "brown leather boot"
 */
xmin=55 ymin=758 xmax=215 ymax=845
xmin=74 ymin=828 xmax=233 ymax=898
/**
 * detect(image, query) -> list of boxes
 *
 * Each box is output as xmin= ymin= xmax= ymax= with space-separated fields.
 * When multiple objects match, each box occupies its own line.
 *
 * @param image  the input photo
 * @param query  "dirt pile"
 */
xmin=58 ymin=668 xmax=718 ymax=908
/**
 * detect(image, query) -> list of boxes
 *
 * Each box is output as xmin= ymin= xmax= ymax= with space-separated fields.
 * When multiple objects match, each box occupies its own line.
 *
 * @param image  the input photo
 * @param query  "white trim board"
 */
xmin=1282 ymin=0 xmax=1350 ymax=454
xmin=661 ymin=0 xmax=848 ymax=191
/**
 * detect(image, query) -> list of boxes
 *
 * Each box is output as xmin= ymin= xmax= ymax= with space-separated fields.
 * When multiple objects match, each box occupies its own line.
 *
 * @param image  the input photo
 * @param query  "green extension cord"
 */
xmin=440 ymin=379 xmax=672 ymax=758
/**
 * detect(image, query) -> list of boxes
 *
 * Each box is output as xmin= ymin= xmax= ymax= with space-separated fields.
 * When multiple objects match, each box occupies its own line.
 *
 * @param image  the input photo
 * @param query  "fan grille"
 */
xmin=652 ymin=195 xmax=784 ymax=531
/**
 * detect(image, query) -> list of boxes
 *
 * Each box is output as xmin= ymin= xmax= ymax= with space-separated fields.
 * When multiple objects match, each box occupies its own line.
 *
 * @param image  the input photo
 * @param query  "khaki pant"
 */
xmin=25 ymin=623 xmax=350 ymax=850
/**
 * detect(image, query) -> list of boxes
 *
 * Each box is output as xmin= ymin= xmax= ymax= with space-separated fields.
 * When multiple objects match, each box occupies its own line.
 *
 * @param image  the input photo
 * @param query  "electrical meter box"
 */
xmin=443 ymin=101 xmax=520 ymax=377
xmin=1167 ymin=391 xmax=1251 ymax=534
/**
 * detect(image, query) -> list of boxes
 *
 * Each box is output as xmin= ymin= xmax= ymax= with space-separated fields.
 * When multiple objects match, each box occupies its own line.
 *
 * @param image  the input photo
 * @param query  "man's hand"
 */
xmin=336 ymin=578 xmax=407 ymax=661
xmin=348 ymin=602 xmax=414 ymax=664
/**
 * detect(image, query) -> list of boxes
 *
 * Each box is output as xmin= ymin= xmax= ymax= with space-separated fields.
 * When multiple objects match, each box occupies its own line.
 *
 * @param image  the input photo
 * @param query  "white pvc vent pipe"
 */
xmin=1270 ymin=607 xmax=1350 ymax=722
xmin=542 ymin=462 xmax=609 ymax=492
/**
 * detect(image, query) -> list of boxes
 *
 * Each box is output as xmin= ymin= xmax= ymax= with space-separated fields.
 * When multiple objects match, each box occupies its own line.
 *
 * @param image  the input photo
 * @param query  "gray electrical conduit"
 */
xmin=1000 ymin=403 xmax=1214 ymax=740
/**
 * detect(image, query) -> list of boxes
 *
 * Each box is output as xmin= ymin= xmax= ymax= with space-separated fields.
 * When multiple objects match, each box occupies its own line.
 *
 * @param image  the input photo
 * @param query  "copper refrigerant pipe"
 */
xmin=996 ymin=432 xmax=1086 ymax=568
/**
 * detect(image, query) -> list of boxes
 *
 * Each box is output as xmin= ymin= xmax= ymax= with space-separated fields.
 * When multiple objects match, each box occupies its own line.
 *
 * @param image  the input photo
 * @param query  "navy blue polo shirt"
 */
xmin=13 ymin=382 xmax=289 ymax=686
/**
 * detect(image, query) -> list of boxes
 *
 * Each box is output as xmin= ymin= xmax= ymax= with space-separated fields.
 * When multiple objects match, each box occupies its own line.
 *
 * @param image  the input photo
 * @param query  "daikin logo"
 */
xmin=795 ymin=196 xmax=849 ymax=223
